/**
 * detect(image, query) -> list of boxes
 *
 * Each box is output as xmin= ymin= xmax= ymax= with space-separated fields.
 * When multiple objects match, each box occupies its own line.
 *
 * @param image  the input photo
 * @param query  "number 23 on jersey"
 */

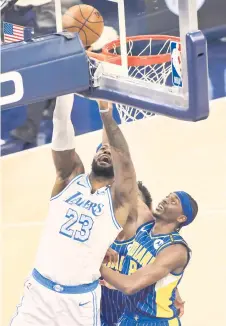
xmin=60 ymin=208 xmax=94 ymax=242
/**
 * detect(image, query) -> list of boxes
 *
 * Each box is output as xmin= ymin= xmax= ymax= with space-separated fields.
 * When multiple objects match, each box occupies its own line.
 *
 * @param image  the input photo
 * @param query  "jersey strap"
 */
xmin=106 ymin=187 xmax=122 ymax=230
xmin=136 ymin=221 xmax=155 ymax=235
xmin=156 ymin=233 xmax=191 ymax=269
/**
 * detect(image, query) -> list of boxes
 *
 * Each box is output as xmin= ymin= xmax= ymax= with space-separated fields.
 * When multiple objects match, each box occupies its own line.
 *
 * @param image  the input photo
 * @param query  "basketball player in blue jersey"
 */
xmin=100 ymin=188 xmax=185 ymax=325
xmin=100 ymin=191 xmax=198 ymax=325
xmin=98 ymin=120 xmax=185 ymax=325
xmin=101 ymin=181 xmax=153 ymax=326
xmin=10 ymin=95 xmax=138 ymax=326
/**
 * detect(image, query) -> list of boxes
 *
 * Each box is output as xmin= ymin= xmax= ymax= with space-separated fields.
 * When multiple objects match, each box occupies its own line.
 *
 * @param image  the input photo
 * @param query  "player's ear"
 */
xmin=177 ymin=215 xmax=187 ymax=224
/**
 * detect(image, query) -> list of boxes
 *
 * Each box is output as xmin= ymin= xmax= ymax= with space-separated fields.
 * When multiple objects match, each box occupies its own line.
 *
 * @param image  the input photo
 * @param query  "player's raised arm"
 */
xmin=51 ymin=94 xmax=84 ymax=197
xmin=95 ymin=114 xmax=109 ymax=152
xmin=102 ymin=124 xmax=108 ymax=145
xmin=100 ymin=244 xmax=189 ymax=295
xmin=98 ymin=100 xmax=137 ymax=227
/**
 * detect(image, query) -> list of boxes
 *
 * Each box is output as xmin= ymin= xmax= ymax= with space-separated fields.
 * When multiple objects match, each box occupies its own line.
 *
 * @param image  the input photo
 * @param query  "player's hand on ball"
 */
xmin=102 ymin=247 xmax=119 ymax=265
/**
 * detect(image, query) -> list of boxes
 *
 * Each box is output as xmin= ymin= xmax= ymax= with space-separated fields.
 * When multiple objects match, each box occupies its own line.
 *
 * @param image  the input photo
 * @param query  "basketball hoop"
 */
xmin=87 ymin=35 xmax=181 ymax=123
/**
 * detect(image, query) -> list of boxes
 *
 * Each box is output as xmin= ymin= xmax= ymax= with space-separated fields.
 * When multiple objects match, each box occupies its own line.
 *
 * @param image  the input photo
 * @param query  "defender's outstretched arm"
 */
xmin=99 ymin=101 xmax=137 ymax=227
xmin=51 ymin=94 xmax=84 ymax=197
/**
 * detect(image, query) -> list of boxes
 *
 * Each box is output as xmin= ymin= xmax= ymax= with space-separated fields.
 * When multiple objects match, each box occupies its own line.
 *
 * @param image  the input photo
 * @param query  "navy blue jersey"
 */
xmin=101 ymin=237 xmax=134 ymax=325
xmin=121 ymin=222 xmax=190 ymax=319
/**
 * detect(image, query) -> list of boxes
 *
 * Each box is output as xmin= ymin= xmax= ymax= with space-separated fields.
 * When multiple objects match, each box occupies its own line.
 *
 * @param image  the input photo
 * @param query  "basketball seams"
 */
xmin=63 ymin=13 xmax=83 ymax=32
xmin=79 ymin=20 xmax=104 ymax=24
xmin=78 ymin=4 xmax=104 ymax=27
xmin=63 ymin=13 xmax=88 ymax=45
xmin=79 ymin=4 xmax=104 ymax=23
xmin=64 ymin=12 xmax=102 ymax=38
xmin=78 ymin=4 xmax=95 ymax=39
xmin=83 ymin=25 xmax=100 ymax=38
xmin=63 ymin=5 xmax=104 ymax=46
xmin=79 ymin=4 xmax=94 ymax=21
xmin=86 ymin=18 xmax=104 ymax=24
xmin=78 ymin=28 xmax=87 ymax=47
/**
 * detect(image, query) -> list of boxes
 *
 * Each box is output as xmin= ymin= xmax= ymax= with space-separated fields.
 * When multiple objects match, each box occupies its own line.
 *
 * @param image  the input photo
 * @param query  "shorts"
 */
xmin=101 ymin=317 xmax=110 ymax=326
xmin=101 ymin=316 xmax=118 ymax=326
xmin=10 ymin=270 xmax=101 ymax=326
xmin=118 ymin=313 xmax=181 ymax=326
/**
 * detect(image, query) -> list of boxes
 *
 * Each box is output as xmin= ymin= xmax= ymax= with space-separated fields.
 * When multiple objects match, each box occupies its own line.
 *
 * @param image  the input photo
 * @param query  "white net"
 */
xmin=88 ymin=36 xmax=175 ymax=123
xmin=115 ymin=103 xmax=155 ymax=122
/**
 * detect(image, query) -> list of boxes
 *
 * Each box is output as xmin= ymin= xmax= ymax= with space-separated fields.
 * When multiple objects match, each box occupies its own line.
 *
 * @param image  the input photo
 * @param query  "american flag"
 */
xmin=3 ymin=22 xmax=33 ymax=43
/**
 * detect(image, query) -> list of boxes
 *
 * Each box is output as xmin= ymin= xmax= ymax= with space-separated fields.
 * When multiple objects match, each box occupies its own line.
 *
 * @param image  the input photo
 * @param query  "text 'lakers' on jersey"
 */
xmin=35 ymin=174 xmax=122 ymax=286
xmin=121 ymin=222 xmax=190 ymax=319
xmin=101 ymin=237 xmax=134 ymax=325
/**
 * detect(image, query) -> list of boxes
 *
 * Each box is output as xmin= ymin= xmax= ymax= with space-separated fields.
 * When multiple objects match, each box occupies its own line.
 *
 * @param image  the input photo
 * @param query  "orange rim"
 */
xmin=87 ymin=35 xmax=180 ymax=67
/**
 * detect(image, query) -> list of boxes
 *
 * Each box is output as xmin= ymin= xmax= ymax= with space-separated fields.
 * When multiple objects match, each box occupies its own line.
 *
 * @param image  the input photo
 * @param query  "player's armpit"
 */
xmin=100 ymin=244 xmax=188 ymax=295
xmin=99 ymin=101 xmax=138 ymax=227
xmin=51 ymin=150 xmax=85 ymax=197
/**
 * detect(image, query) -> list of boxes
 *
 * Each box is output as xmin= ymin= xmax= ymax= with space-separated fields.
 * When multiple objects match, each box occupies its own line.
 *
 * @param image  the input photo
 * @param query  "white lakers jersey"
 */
xmin=34 ymin=174 xmax=122 ymax=285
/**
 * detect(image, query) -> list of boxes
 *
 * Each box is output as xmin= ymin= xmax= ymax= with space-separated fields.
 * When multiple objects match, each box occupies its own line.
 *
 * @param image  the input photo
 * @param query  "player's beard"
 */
xmin=91 ymin=159 xmax=114 ymax=178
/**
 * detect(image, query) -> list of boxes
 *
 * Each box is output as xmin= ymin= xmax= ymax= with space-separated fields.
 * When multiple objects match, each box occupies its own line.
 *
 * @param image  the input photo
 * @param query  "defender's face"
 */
xmin=94 ymin=144 xmax=112 ymax=169
xmin=154 ymin=193 xmax=183 ymax=223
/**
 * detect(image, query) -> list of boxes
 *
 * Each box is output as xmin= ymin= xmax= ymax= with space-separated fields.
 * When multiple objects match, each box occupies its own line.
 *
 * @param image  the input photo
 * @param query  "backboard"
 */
xmin=0 ymin=0 xmax=210 ymax=122
xmin=84 ymin=0 xmax=209 ymax=121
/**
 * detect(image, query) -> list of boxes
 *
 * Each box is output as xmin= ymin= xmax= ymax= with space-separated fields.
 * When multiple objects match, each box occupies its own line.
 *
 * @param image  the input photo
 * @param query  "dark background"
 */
xmin=1 ymin=0 xmax=226 ymax=154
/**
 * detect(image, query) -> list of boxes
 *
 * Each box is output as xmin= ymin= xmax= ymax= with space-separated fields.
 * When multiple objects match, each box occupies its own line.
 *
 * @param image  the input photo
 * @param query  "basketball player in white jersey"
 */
xmin=10 ymin=95 xmax=138 ymax=326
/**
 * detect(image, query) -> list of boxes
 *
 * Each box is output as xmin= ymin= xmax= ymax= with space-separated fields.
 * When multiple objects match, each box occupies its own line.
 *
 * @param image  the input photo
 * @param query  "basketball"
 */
xmin=62 ymin=5 xmax=104 ymax=47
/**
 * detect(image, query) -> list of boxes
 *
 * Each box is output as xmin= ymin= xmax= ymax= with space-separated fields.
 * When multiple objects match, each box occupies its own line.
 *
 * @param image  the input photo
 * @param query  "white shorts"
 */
xmin=10 ymin=274 xmax=101 ymax=326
